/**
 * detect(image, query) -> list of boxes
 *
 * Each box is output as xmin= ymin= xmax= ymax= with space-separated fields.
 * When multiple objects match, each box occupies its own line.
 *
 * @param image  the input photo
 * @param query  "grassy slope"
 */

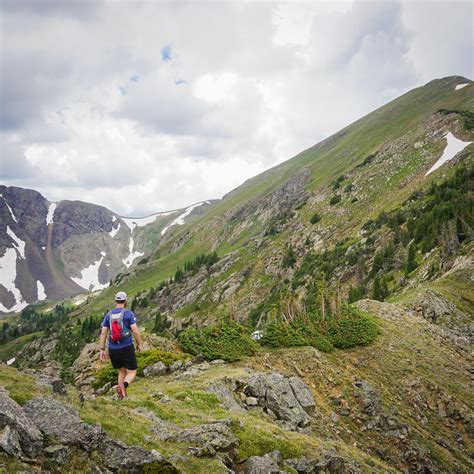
xmin=82 ymin=76 xmax=473 ymax=314
xmin=1 ymin=297 xmax=471 ymax=472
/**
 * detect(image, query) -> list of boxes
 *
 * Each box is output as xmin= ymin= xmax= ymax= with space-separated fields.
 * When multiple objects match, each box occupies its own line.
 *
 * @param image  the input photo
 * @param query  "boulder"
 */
xmin=24 ymin=397 xmax=102 ymax=451
xmin=244 ymin=450 xmax=285 ymax=473
xmin=43 ymin=444 xmax=69 ymax=465
xmin=143 ymin=361 xmax=167 ymax=377
xmin=24 ymin=396 xmax=177 ymax=472
xmin=246 ymin=373 xmax=313 ymax=430
xmin=169 ymin=360 xmax=184 ymax=372
xmin=354 ymin=380 xmax=381 ymax=416
xmin=288 ymin=376 xmax=316 ymax=414
xmin=0 ymin=387 xmax=43 ymax=457
xmin=171 ymin=419 xmax=238 ymax=454
xmin=207 ymin=382 xmax=245 ymax=413
xmin=97 ymin=437 xmax=176 ymax=472
xmin=0 ymin=424 xmax=22 ymax=457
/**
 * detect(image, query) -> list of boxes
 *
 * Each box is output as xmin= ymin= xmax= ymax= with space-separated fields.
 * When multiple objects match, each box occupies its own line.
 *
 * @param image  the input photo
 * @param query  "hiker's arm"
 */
xmin=130 ymin=323 xmax=143 ymax=351
xmin=99 ymin=327 xmax=108 ymax=360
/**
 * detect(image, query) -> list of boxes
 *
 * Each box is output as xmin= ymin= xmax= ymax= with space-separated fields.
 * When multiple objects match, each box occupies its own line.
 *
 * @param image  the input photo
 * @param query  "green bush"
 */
xmin=260 ymin=318 xmax=334 ymax=353
xmin=310 ymin=213 xmax=321 ymax=224
xmin=329 ymin=195 xmax=341 ymax=205
xmin=179 ymin=319 xmax=257 ymax=362
xmin=93 ymin=349 xmax=188 ymax=389
xmin=328 ymin=311 xmax=378 ymax=349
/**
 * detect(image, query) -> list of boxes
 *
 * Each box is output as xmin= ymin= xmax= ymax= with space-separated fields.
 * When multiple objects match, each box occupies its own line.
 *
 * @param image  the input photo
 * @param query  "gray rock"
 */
xmin=44 ymin=444 xmax=69 ymax=465
xmin=96 ymin=382 xmax=112 ymax=396
xmin=0 ymin=424 xmax=22 ymax=457
xmin=245 ymin=397 xmax=258 ymax=406
xmin=210 ymin=359 xmax=226 ymax=365
xmin=284 ymin=456 xmax=320 ymax=473
xmin=244 ymin=450 xmax=284 ymax=473
xmin=50 ymin=378 xmax=67 ymax=395
xmin=169 ymin=360 xmax=184 ymax=372
xmin=0 ymin=387 xmax=43 ymax=457
xmin=288 ymin=376 xmax=316 ymax=414
xmin=24 ymin=397 xmax=102 ymax=451
xmin=171 ymin=419 xmax=238 ymax=453
xmin=143 ymin=361 xmax=167 ymax=377
xmin=354 ymin=380 xmax=381 ymax=416
xmin=98 ymin=437 xmax=177 ymax=472
xmin=246 ymin=373 xmax=312 ymax=430
xmin=24 ymin=396 xmax=177 ymax=472
xmin=207 ymin=382 xmax=245 ymax=413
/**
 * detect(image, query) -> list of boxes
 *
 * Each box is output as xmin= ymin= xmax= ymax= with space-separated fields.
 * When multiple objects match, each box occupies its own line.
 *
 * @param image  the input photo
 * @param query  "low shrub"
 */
xmin=327 ymin=310 xmax=378 ymax=349
xmin=260 ymin=317 xmax=334 ymax=353
xmin=179 ymin=319 xmax=258 ymax=362
xmin=329 ymin=195 xmax=341 ymax=205
xmin=310 ymin=213 xmax=321 ymax=224
xmin=93 ymin=349 xmax=188 ymax=389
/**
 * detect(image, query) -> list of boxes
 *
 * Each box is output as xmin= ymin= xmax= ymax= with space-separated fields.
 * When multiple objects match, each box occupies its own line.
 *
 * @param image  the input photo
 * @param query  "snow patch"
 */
xmin=71 ymin=255 xmax=109 ymax=291
xmin=0 ymin=247 xmax=27 ymax=313
xmin=112 ymin=215 xmax=117 ymax=222
xmin=37 ymin=280 xmax=47 ymax=301
xmin=455 ymin=83 xmax=468 ymax=90
xmin=46 ymin=202 xmax=57 ymax=225
xmin=6 ymin=357 xmax=15 ymax=366
xmin=109 ymin=223 xmax=120 ymax=238
xmin=3 ymin=197 xmax=18 ymax=223
xmin=425 ymin=132 xmax=473 ymax=176
xmin=122 ymin=236 xmax=144 ymax=268
xmin=161 ymin=202 xmax=205 ymax=236
xmin=74 ymin=296 xmax=87 ymax=306
xmin=122 ymin=211 xmax=176 ymax=231
xmin=6 ymin=226 xmax=25 ymax=259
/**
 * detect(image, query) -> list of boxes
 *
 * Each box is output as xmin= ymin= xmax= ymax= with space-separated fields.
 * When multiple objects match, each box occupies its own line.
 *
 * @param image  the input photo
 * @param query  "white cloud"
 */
xmin=0 ymin=0 xmax=472 ymax=215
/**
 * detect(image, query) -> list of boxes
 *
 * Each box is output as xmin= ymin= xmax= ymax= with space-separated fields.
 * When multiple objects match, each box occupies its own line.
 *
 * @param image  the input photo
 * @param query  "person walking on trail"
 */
xmin=99 ymin=291 xmax=143 ymax=399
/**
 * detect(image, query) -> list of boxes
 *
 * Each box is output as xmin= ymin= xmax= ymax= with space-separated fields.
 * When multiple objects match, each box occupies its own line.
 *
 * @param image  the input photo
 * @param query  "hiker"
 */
xmin=99 ymin=291 xmax=143 ymax=399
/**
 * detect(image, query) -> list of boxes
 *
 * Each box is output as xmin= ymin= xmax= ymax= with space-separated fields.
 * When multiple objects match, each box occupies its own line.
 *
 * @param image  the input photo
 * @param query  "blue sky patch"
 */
xmin=161 ymin=46 xmax=172 ymax=61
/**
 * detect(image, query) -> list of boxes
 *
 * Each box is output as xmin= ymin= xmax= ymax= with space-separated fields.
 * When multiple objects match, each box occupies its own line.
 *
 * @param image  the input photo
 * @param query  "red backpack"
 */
xmin=108 ymin=309 xmax=130 ymax=343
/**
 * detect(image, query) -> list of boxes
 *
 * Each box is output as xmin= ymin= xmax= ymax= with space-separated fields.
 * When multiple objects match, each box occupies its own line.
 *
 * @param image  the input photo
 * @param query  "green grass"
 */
xmin=0 ymin=331 xmax=43 ymax=362
xmin=0 ymin=365 xmax=47 ymax=405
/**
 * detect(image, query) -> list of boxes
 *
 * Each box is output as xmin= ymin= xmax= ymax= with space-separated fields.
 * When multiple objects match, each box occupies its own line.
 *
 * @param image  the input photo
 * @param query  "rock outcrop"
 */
xmin=0 ymin=389 xmax=177 ymax=472
xmin=244 ymin=372 xmax=316 ymax=431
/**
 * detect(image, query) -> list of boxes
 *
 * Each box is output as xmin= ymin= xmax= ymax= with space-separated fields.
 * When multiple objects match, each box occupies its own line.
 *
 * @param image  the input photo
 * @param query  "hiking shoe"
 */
xmin=115 ymin=384 xmax=125 ymax=400
xmin=122 ymin=383 xmax=128 ymax=398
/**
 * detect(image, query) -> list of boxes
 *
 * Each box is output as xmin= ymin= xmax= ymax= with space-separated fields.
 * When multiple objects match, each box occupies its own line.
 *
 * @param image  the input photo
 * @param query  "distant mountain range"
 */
xmin=0 ymin=187 xmax=217 ymax=312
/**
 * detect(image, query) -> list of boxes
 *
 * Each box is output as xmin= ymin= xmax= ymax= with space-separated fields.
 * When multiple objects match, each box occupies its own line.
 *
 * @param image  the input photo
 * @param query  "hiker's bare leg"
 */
xmin=124 ymin=369 xmax=137 ymax=386
xmin=118 ymin=367 xmax=127 ymax=386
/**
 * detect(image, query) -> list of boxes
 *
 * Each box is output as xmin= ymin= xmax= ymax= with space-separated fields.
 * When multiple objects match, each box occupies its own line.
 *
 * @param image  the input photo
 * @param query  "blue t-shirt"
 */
xmin=102 ymin=308 xmax=137 ymax=350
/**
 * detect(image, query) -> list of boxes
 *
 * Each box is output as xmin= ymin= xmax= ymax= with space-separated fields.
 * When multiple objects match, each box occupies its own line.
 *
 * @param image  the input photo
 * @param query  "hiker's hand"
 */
xmin=136 ymin=344 xmax=142 ymax=353
xmin=99 ymin=349 xmax=107 ymax=361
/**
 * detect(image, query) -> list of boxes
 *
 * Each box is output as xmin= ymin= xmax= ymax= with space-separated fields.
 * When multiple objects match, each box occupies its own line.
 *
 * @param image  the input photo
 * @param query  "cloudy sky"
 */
xmin=1 ymin=0 xmax=472 ymax=216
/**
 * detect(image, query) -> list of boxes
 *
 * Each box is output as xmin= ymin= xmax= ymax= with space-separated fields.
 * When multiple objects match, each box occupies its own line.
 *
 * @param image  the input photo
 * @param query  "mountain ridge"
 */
xmin=0 ymin=75 xmax=473 ymax=473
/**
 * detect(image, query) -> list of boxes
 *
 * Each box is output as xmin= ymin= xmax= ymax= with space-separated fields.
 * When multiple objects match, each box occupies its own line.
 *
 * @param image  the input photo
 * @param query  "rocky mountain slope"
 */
xmin=0 ymin=75 xmax=473 ymax=473
xmin=0 ymin=186 xmax=216 ymax=312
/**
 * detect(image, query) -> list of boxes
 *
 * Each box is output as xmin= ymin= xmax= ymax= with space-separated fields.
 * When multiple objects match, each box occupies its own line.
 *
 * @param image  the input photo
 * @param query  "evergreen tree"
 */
xmin=282 ymin=244 xmax=296 ymax=268
xmin=372 ymin=276 xmax=382 ymax=301
xmin=404 ymin=243 xmax=417 ymax=276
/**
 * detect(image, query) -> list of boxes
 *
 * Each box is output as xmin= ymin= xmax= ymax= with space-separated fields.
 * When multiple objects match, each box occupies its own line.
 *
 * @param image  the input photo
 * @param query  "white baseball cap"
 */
xmin=115 ymin=291 xmax=128 ymax=302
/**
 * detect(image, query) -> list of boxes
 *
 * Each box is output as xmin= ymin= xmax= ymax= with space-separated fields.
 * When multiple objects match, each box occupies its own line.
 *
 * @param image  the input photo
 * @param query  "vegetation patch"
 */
xmin=179 ymin=319 xmax=258 ymax=362
xmin=93 ymin=349 xmax=189 ymax=389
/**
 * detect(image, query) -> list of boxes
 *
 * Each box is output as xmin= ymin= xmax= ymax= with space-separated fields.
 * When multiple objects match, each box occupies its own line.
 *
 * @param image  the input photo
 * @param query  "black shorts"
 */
xmin=109 ymin=344 xmax=138 ymax=370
